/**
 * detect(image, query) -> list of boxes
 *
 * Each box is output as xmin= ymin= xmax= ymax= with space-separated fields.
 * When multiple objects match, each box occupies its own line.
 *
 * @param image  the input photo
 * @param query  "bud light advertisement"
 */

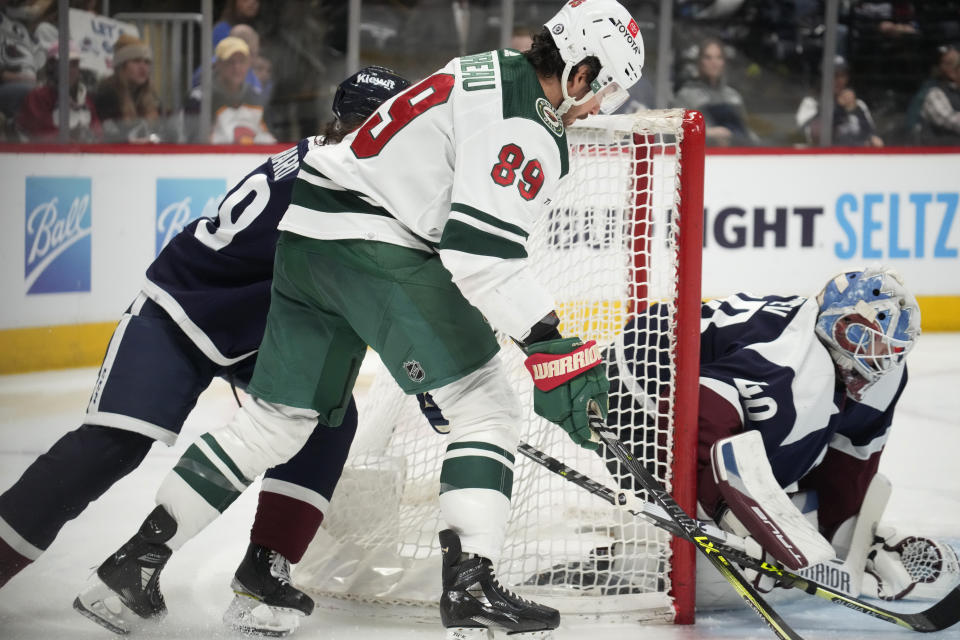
xmin=24 ymin=177 xmax=92 ymax=295
xmin=155 ymin=178 xmax=226 ymax=255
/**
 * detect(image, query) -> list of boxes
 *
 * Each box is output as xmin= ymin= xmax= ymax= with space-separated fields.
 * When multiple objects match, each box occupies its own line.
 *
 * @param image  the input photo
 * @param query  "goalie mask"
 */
xmin=815 ymin=267 xmax=920 ymax=398
xmin=544 ymin=0 xmax=645 ymax=116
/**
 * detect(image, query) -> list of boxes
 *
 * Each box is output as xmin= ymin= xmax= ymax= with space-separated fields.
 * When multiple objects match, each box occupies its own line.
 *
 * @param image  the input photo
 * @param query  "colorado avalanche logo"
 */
xmin=536 ymin=97 xmax=564 ymax=137
xmin=832 ymin=313 xmax=881 ymax=355
xmin=831 ymin=311 xmax=905 ymax=374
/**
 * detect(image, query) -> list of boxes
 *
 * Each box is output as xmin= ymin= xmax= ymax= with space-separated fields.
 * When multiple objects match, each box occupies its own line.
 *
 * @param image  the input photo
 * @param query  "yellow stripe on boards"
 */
xmin=0 ymin=322 xmax=116 ymax=374
xmin=1 ymin=295 xmax=957 ymax=374
xmin=913 ymin=296 xmax=960 ymax=333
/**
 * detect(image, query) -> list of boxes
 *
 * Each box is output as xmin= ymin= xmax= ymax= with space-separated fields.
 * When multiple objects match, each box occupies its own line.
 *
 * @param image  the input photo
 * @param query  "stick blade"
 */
xmin=910 ymin=584 xmax=960 ymax=632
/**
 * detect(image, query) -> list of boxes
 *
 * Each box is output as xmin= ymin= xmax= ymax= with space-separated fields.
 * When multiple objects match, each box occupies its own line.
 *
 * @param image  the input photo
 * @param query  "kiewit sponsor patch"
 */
xmin=25 ymin=177 xmax=92 ymax=294
xmin=156 ymin=178 xmax=227 ymax=255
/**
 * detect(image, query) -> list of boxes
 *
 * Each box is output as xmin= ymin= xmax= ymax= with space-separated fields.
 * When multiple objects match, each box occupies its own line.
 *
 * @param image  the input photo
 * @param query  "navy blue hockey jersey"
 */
xmin=607 ymin=293 xmax=908 ymax=535
xmin=143 ymin=137 xmax=321 ymax=364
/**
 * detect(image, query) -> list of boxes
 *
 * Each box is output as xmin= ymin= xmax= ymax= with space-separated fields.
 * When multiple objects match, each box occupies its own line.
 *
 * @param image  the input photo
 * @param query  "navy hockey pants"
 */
xmin=0 ymin=295 xmax=357 ymax=569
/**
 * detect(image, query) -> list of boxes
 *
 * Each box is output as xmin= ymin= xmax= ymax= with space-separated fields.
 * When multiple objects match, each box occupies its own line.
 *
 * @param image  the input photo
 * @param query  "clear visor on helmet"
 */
xmin=591 ymin=80 xmax=629 ymax=114
xmin=839 ymin=316 xmax=915 ymax=378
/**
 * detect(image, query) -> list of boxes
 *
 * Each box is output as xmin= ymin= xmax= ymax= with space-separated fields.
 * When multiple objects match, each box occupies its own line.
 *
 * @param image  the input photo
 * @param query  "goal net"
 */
xmin=294 ymin=109 xmax=705 ymax=625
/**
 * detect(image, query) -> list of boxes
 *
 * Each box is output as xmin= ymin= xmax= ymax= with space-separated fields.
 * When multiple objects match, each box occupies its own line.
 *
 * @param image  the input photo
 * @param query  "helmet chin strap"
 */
xmin=554 ymin=63 xmax=594 ymax=117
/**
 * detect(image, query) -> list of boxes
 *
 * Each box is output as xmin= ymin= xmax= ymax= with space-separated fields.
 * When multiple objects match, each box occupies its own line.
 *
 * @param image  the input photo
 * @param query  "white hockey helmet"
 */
xmin=544 ymin=0 xmax=645 ymax=116
xmin=815 ymin=266 xmax=920 ymax=397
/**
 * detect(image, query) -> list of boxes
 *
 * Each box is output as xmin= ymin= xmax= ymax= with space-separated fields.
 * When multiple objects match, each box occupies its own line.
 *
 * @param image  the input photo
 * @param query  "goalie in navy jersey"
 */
xmin=601 ymin=266 xmax=958 ymax=606
xmin=0 ymin=66 xmax=410 ymax=636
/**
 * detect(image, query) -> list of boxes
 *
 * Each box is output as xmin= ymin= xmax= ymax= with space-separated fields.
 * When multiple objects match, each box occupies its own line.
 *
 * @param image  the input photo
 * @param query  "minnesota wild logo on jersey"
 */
xmin=535 ymin=98 xmax=564 ymax=137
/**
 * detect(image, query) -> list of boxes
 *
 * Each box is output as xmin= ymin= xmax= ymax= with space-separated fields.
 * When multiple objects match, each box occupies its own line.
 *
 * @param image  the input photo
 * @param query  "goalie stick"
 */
xmin=517 ymin=437 xmax=960 ymax=634
xmin=585 ymin=416 xmax=803 ymax=640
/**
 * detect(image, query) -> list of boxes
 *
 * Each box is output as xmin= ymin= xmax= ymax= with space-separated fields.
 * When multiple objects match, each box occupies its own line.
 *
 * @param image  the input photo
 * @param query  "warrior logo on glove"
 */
xmin=524 ymin=339 xmax=602 ymax=391
xmin=523 ymin=337 xmax=608 ymax=451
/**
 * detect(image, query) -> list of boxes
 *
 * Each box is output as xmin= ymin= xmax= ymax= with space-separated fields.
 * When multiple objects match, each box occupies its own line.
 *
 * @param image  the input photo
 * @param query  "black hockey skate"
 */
xmin=439 ymin=529 xmax=559 ymax=639
xmin=73 ymin=506 xmax=176 ymax=635
xmin=222 ymin=543 xmax=314 ymax=637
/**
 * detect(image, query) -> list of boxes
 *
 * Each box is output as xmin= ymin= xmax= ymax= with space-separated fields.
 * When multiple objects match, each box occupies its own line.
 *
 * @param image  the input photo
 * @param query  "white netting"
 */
xmin=294 ymin=110 xmax=694 ymax=624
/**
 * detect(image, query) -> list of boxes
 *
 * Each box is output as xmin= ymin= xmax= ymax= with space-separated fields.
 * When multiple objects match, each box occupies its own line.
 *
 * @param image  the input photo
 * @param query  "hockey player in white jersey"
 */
xmin=72 ymin=1 xmax=646 ymax=637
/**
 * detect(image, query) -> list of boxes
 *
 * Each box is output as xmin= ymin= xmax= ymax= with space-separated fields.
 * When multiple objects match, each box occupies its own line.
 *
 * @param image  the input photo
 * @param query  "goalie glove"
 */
xmin=862 ymin=525 xmax=960 ymax=601
xmin=523 ymin=337 xmax=607 ymax=451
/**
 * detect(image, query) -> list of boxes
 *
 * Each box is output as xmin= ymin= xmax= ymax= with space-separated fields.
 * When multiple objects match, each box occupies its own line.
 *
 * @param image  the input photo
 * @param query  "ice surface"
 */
xmin=1 ymin=335 xmax=958 ymax=640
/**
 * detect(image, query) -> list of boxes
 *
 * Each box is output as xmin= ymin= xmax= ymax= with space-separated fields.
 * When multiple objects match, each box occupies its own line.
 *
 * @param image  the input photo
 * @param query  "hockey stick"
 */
xmin=517 ymin=438 xmax=960 ymax=634
xmin=586 ymin=417 xmax=803 ymax=640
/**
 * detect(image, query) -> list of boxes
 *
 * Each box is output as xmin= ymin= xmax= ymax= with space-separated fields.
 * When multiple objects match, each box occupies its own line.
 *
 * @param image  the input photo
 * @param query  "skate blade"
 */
xmin=223 ymin=593 xmax=304 ymax=637
xmin=445 ymin=628 xmax=553 ymax=640
xmin=73 ymin=576 xmax=160 ymax=635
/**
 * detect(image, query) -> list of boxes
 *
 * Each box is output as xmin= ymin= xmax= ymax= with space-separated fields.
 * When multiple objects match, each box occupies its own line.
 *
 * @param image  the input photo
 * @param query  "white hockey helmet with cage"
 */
xmin=544 ymin=0 xmax=645 ymax=116
xmin=815 ymin=267 xmax=920 ymax=396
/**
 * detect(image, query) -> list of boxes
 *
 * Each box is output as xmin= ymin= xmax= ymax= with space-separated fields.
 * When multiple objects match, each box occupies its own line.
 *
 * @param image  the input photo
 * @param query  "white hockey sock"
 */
xmin=430 ymin=355 xmax=520 ymax=561
xmin=156 ymin=397 xmax=318 ymax=550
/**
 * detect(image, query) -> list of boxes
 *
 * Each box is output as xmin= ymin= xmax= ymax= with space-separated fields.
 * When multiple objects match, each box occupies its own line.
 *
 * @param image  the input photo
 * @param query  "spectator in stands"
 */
xmin=252 ymin=48 xmax=272 ymax=101
xmin=906 ymin=44 xmax=960 ymax=141
xmin=193 ymin=23 xmax=267 ymax=95
xmin=184 ymin=35 xmax=274 ymax=144
xmin=228 ymin=23 xmax=269 ymax=96
xmin=833 ymin=86 xmax=884 ymax=146
xmin=213 ymin=0 xmax=260 ymax=47
xmin=845 ymin=1 xmax=924 ymax=110
xmin=918 ymin=44 xmax=960 ymax=144
xmin=92 ymin=33 xmax=165 ymax=143
xmin=796 ymin=57 xmax=883 ymax=147
xmin=854 ymin=1 xmax=920 ymax=38
xmin=15 ymin=40 xmax=100 ymax=142
xmin=510 ymin=25 xmax=535 ymax=52
xmin=671 ymin=37 xmax=756 ymax=146
xmin=0 ymin=7 xmax=44 ymax=133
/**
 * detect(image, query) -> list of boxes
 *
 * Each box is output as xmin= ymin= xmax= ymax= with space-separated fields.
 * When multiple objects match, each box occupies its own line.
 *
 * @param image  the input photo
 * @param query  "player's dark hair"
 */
xmin=319 ymin=119 xmax=350 ymax=145
xmin=319 ymin=117 xmax=372 ymax=145
xmin=523 ymin=26 xmax=601 ymax=85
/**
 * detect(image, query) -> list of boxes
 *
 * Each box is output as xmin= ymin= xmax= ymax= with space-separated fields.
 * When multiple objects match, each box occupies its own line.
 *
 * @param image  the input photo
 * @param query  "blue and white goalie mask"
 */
xmin=815 ymin=267 xmax=920 ymax=397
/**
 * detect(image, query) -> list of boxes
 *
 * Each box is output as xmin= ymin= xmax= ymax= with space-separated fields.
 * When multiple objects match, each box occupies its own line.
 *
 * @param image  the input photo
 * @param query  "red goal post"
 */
xmin=293 ymin=109 xmax=705 ymax=625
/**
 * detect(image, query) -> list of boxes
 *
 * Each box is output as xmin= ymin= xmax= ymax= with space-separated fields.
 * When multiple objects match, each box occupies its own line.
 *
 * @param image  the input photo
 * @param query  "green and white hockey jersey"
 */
xmin=279 ymin=49 xmax=570 ymax=341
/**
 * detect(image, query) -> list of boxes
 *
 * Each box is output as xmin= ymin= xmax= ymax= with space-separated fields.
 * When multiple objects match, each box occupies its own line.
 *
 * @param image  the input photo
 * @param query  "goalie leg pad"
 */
xmin=712 ymin=430 xmax=835 ymax=570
